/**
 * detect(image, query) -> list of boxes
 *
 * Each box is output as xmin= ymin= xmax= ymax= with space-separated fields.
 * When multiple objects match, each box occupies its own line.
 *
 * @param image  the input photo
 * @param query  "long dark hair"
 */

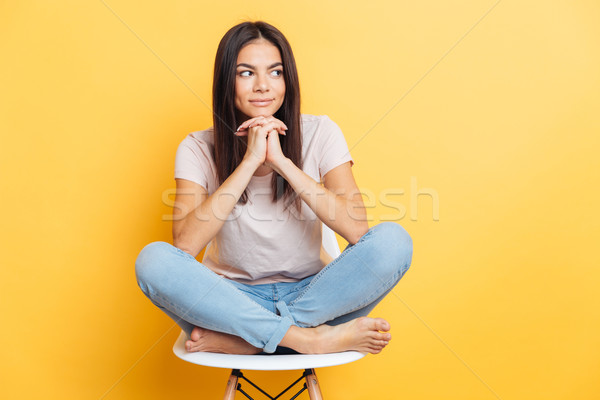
xmin=212 ymin=21 xmax=302 ymax=209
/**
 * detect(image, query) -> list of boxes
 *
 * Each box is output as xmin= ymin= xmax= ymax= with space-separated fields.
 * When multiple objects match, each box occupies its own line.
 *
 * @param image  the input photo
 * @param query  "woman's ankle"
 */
xmin=279 ymin=325 xmax=317 ymax=354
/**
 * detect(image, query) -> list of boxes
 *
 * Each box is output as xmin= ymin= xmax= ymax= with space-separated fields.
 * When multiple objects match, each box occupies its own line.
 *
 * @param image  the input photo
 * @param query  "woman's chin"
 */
xmin=236 ymin=108 xmax=278 ymax=120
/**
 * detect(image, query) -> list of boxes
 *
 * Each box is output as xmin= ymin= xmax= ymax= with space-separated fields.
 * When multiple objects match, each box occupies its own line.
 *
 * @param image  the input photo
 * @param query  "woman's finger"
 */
xmin=237 ymin=116 xmax=265 ymax=132
xmin=257 ymin=121 xmax=287 ymax=136
xmin=261 ymin=121 xmax=288 ymax=134
xmin=237 ymin=116 xmax=287 ymax=132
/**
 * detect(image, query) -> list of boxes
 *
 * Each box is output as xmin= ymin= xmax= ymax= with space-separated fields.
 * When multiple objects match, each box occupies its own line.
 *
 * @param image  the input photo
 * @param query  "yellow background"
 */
xmin=1 ymin=1 xmax=599 ymax=399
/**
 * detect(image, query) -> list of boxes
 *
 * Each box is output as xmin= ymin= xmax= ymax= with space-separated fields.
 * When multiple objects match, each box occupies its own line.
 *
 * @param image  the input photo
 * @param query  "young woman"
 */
xmin=135 ymin=21 xmax=413 ymax=355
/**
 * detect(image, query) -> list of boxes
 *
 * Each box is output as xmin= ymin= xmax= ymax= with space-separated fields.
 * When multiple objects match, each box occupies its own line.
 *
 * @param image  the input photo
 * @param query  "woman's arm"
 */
xmin=275 ymin=159 xmax=369 ymax=245
xmin=172 ymin=157 xmax=259 ymax=257
xmin=236 ymin=115 xmax=368 ymax=245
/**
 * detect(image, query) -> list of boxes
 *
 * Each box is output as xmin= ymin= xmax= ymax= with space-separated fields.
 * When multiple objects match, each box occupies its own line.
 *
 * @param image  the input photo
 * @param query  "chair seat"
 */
xmin=173 ymin=331 xmax=366 ymax=371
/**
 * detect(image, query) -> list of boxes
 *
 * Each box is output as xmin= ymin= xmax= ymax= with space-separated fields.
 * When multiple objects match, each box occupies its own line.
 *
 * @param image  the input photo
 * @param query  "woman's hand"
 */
xmin=236 ymin=116 xmax=288 ymax=170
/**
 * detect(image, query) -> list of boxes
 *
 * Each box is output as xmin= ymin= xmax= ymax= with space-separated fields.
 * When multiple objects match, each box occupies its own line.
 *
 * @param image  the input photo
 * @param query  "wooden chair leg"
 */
xmin=305 ymin=368 xmax=323 ymax=400
xmin=223 ymin=369 xmax=239 ymax=400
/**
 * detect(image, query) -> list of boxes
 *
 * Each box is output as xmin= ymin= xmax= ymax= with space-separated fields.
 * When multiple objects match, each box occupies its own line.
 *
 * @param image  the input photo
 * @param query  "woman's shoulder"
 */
xmin=301 ymin=113 xmax=335 ymax=126
xmin=175 ymin=127 xmax=216 ymax=166
xmin=299 ymin=114 xmax=352 ymax=177
xmin=180 ymin=126 xmax=215 ymax=149
xmin=301 ymin=114 xmax=340 ymax=137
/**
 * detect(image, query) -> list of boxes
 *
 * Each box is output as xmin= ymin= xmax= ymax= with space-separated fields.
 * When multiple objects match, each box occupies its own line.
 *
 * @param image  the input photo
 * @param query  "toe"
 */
xmin=191 ymin=327 xmax=201 ymax=341
xmin=374 ymin=318 xmax=390 ymax=331
xmin=187 ymin=341 xmax=202 ymax=352
xmin=371 ymin=331 xmax=392 ymax=341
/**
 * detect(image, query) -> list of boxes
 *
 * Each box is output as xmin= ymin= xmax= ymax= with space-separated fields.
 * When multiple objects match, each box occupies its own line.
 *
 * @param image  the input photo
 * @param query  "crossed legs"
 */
xmin=136 ymin=222 xmax=413 ymax=354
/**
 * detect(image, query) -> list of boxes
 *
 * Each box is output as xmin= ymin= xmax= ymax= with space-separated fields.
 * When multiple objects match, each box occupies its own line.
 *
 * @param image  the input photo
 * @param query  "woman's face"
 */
xmin=234 ymin=39 xmax=286 ymax=120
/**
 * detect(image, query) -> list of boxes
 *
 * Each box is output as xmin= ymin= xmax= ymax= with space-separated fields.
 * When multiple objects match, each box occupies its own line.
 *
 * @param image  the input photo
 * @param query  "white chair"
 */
xmin=172 ymin=224 xmax=366 ymax=399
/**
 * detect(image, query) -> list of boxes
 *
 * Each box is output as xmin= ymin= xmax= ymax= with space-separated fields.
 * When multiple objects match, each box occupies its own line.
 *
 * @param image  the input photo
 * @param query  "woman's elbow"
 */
xmin=347 ymin=222 xmax=369 ymax=245
xmin=172 ymin=233 xmax=199 ymax=258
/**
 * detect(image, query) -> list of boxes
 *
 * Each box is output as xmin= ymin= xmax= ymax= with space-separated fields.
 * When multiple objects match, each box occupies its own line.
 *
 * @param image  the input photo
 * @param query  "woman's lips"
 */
xmin=249 ymin=99 xmax=274 ymax=107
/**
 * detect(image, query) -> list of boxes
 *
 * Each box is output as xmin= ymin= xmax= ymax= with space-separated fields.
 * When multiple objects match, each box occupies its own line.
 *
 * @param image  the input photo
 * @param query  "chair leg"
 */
xmin=223 ymin=369 xmax=239 ymax=400
xmin=305 ymin=368 xmax=323 ymax=400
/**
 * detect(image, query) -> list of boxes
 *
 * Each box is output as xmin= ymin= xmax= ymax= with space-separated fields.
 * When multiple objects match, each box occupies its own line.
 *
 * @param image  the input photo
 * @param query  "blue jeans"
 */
xmin=135 ymin=222 xmax=413 ymax=353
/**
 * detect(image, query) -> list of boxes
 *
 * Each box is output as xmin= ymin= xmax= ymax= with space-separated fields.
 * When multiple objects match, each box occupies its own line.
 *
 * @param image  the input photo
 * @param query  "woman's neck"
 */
xmin=254 ymin=164 xmax=273 ymax=176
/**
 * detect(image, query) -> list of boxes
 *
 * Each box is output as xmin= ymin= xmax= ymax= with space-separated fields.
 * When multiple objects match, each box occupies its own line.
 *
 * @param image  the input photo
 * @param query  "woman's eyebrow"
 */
xmin=236 ymin=62 xmax=283 ymax=69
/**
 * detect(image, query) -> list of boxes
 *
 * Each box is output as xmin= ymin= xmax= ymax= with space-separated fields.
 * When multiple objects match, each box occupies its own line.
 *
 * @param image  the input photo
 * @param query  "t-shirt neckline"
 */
xmin=251 ymin=171 xmax=274 ymax=181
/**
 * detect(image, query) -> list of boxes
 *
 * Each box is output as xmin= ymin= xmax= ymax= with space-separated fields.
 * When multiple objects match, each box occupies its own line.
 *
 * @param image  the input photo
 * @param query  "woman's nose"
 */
xmin=254 ymin=75 xmax=268 ymax=92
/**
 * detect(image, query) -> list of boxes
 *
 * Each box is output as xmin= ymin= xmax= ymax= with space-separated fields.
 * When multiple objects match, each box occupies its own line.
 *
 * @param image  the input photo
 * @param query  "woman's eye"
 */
xmin=239 ymin=71 xmax=252 ymax=77
xmin=271 ymin=70 xmax=283 ymax=77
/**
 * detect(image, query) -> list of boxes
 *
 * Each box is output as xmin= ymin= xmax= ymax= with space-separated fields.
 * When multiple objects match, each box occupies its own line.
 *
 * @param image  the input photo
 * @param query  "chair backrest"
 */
xmin=321 ymin=223 xmax=341 ymax=258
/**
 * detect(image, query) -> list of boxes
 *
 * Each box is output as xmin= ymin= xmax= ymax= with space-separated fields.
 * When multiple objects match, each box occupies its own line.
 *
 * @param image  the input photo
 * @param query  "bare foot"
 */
xmin=282 ymin=317 xmax=392 ymax=354
xmin=185 ymin=326 xmax=261 ymax=355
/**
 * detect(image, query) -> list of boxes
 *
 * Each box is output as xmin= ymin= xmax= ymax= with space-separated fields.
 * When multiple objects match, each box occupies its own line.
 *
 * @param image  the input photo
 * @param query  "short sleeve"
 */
xmin=318 ymin=116 xmax=354 ymax=178
xmin=174 ymin=135 xmax=212 ymax=190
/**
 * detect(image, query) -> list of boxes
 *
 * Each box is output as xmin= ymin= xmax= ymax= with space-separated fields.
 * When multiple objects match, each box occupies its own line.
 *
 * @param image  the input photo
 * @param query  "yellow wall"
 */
xmin=1 ymin=1 xmax=599 ymax=398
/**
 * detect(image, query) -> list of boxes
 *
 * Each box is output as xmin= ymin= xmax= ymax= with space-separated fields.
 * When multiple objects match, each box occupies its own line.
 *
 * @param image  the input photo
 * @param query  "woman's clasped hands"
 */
xmin=235 ymin=115 xmax=288 ymax=170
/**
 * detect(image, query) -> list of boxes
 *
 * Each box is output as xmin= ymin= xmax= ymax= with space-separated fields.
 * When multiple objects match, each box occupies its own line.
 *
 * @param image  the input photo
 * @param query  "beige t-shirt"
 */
xmin=174 ymin=114 xmax=354 ymax=284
